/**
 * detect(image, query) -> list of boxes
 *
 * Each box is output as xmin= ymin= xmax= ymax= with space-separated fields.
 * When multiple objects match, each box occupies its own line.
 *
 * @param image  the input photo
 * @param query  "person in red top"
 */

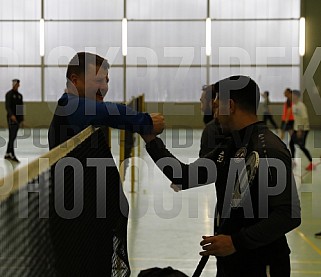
xmin=280 ymin=88 xmax=294 ymax=141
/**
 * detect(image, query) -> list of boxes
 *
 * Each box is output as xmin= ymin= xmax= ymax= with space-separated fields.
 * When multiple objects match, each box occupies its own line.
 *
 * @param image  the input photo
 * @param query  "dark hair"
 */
xmin=201 ymin=85 xmax=216 ymax=123
xmin=12 ymin=79 xmax=20 ymax=84
xmin=66 ymin=52 xmax=109 ymax=84
xmin=202 ymin=84 xmax=216 ymax=101
xmin=292 ymin=90 xmax=301 ymax=97
xmin=264 ymin=91 xmax=269 ymax=97
xmin=285 ymin=88 xmax=292 ymax=94
xmin=214 ymin=75 xmax=260 ymax=114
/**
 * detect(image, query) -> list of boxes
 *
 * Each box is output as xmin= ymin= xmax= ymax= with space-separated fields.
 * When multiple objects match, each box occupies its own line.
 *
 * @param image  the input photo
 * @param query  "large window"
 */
xmin=0 ymin=0 xmax=300 ymax=102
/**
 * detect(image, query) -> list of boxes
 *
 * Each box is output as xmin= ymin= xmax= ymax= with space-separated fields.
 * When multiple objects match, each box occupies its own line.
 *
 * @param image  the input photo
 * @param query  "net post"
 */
xmin=119 ymin=129 xmax=126 ymax=182
xmin=130 ymin=148 xmax=135 ymax=193
xmin=107 ymin=127 xmax=111 ymax=149
xmin=137 ymin=94 xmax=145 ymax=157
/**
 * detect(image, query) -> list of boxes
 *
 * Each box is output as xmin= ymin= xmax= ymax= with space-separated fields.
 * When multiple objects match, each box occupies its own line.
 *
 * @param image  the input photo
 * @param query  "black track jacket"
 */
xmin=146 ymin=122 xmax=301 ymax=273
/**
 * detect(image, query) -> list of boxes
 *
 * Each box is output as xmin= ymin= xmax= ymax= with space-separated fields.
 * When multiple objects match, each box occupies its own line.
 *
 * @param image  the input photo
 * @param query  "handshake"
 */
xmin=142 ymin=113 xmax=165 ymax=143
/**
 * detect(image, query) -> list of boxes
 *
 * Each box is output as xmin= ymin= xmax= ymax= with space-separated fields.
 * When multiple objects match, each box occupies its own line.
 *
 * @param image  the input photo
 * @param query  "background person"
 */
xmin=290 ymin=90 xmax=315 ymax=171
xmin=261 ymin=91 xmax=278 ymax=130
xmin=199 ymin=84 xmax=224 ymax=158
xmin=201 ymin=85 xmax=215 ymax=125
xmin=4 ymin=79 xmax=24 ymax=163
xmin=280 ymin=88 xmax=294 ymax=141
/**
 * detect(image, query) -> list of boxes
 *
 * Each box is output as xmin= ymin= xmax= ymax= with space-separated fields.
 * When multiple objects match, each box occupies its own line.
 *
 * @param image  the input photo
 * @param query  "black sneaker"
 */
xmin=11 ymin=156 xmax=20 ymax=163
xmin=4 ymin=153 xmax=20 ymax=163
xmin=315 ymin=232 xmax=321 ymax=239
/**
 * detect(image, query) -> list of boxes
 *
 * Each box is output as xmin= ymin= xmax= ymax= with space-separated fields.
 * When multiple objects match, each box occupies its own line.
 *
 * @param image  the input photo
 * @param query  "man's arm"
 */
xmin=144 ymin=137 xmax=219 ymax=190
xmin=69 ymin=97 xmax=164 ymax=135
xmin=96 ymin=102 xmax=161 ymax=135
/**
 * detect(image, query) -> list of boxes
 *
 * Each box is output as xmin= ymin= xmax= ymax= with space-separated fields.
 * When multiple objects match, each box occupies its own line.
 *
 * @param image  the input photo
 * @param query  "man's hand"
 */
xmin=150 ymin=113 xmax=165 ymax=135
xmin=141 ymin=113 xmax=165 ymax=143
xmin=141 ymin=133 xmax=157 ymax=143
xmin=10 ymin=115 xmax=17 ymax=123
xmin=170 ymin=183 xmax=182 ymax=192
xmin=200 ymin=235 xmax=236 ymax=257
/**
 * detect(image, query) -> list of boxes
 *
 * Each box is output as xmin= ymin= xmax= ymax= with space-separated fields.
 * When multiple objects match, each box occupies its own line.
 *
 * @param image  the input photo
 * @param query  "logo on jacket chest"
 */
xmin=216 ymin=151 xmax=225 ymax=163
xmin=234 ymin=147 xmax=247 ymax=163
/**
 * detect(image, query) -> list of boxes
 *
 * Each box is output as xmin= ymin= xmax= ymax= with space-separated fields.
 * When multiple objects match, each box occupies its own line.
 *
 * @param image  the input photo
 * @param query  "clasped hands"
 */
xmin=141 ymin=113 xmax=165 ymax=142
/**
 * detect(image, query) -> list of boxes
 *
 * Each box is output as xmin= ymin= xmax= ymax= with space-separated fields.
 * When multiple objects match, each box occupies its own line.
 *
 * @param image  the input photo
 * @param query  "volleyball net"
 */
xmin=0 ymin=126 xmax=131 ymax=277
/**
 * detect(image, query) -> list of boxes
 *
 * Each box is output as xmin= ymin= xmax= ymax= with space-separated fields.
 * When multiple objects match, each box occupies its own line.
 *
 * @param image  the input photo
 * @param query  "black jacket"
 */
xmin=146 ymin=122 xmax=301 ymax=272
xmin=199 ymin=119 xmax=224 ymax=158
xmin=5 ymin=89 xmax=24 ymax=123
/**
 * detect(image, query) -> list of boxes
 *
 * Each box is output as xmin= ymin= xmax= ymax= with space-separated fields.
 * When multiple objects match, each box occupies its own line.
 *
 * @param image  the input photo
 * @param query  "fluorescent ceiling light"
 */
xmin=122 ymin=18 xmax=127 ymax=56
xmin=206 ymin=18 xmax=211 ymax=56
xmin=299 ymin=17 xmax=305 ymax=56
xmin=40 ymin=19 xmax=45 ymax=57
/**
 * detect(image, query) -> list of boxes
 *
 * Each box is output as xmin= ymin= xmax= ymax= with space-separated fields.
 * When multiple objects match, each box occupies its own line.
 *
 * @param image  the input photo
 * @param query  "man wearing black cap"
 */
xmin=142 ymin=75 xmax=301 ymax=276
xmin=4 ymin=79 xmax=24 ymax=163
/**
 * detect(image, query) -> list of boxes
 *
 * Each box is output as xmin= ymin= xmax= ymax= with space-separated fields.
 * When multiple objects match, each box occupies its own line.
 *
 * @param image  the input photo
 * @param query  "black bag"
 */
xmin=138 ymin=266 xmax=188 ymax=277
xmin=138 ymin=256 xmax=209 ymax=277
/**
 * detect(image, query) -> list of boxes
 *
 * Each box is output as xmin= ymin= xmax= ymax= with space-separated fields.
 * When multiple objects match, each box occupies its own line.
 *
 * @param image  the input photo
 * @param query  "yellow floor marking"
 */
xmin=296 ymin=229 xmax=321 ymax=256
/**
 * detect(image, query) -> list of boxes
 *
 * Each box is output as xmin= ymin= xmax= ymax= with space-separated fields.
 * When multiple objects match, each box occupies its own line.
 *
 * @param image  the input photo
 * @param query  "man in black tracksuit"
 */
xmin=4 ymin=79 xmax=24 ymax=162
xmin=142 ymin=76 xmax=301 ymax=277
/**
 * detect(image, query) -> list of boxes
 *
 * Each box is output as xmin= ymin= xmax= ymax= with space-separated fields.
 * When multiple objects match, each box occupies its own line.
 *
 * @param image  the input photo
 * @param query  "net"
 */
xmin=0 ymin=126 xmax=130 ymax=277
